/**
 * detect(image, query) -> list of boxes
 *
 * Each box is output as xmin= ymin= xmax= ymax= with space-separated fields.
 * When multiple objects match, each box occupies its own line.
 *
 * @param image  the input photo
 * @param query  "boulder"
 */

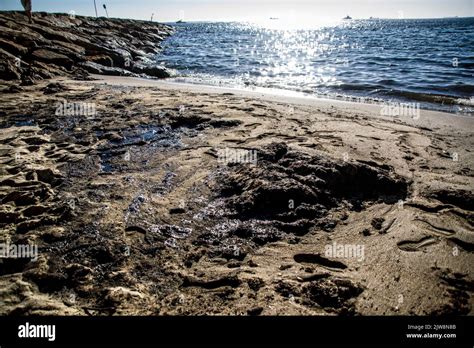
xmin=131 ymin=64 xmax=172 ymax=78
xmin=106 ymin=47 xmax=133 ymax=68
xmin=31 ymin=49 xmax=74 ymax=70
xmin=51 ymin=40 xmax=86 ymax=55
xmin=29 ymin=24 xmax=81 ymax=42
xmin=0 ymin=27 xmax=47 ymax=47
xmin=0 ymin=38 xmax=28 ymax=56
xmin=79 ymin=61 xmax=138 ymax=77
xmin=31 ymin=61 xmax=64 ymax=79
xmin=0 ymin=48 xmax=22 ymax=80
xmin=87 ymin=54 xmax=114 ymax=67
xmin=40 ymin=45 xmax=85 ymax=63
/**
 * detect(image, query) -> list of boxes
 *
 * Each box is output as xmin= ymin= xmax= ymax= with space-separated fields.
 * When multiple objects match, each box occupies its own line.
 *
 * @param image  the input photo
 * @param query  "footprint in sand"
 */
xmin=293 ymin=253 xmax=347 ymax=270
xmin=244 ymin=122 xmax=262 ymax=130
xmin=397 ymin=236 xmax=439 ymax=252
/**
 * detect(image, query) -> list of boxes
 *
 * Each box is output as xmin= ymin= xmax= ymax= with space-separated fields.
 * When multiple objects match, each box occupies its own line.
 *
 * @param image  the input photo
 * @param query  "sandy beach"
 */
xmin=1 ymin=75 xmax=472 ymax=316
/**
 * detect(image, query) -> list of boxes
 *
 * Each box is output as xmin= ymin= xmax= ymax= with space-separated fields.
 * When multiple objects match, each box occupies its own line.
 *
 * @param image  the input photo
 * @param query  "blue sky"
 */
xmin=1 ymin=0 xmax=472 ymax=22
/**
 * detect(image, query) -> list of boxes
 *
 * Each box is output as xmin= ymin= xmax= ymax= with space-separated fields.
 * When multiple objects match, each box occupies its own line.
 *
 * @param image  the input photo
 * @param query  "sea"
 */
xmin=157 ymin=18 xmax=474 ymax=114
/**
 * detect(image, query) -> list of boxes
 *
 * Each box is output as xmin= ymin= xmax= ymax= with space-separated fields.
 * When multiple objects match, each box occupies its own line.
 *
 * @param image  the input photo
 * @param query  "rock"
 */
xmin=131 ymin=64 xmax=172 ymax=78
xmin=31 ymin=24 xmax=81 ymax=43
xmin=40 ymin=44 xmax=86 ymax=63
xmin=77 ymin=61 xmax=103 ymax=74
xmin=79 ymin=61 xmax=138 ymax=77
xmin=0 ymin=27 xmax=47 ymax=48
xmin=0 ymin=38 xmax=28 ymax=56
xmin=107 ymin=48 xmax=133 ymax=68
xmin=88 ymin=55 xmax=114 ymax=67
xmin=31 ymin=49 xmax=74 ymax=70
xmin=20 ymin=76 xmax=36 ymax=86
xmin=51 ymin=40 xmax=86 ymax=55
xmin=0 ymin=48 xmax=22 ymax=80
xmin=31 ymin=61 xmax=63 ymax=79
xmin=72 ymin=67 xmax=95 ymax=81
xmin=248 ymin=260 xmax=259 ymax=267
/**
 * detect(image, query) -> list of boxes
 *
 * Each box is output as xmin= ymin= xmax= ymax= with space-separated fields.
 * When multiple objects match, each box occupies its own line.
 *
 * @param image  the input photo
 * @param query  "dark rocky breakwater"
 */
xmin=0 ymin=11 xmax=174 ymax=84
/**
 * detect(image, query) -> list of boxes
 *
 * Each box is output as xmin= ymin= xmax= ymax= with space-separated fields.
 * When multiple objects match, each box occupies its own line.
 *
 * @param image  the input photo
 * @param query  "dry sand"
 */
xmin=0 ymin=76 xmax=472 ymax=315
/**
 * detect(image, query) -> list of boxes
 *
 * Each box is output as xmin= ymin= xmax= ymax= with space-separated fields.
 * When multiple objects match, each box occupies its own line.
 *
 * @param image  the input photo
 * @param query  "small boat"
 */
xmin=269 ymin=17 xmax=279 ymax=20
xmin=342 ymin=15 xmax=352 ymax=20
xmin=176 ymin=19 xmax=186 ymax=23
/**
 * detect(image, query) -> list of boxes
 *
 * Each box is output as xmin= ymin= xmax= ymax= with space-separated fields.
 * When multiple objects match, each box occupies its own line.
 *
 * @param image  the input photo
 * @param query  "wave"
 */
xmin=158 ymin=19 xmax=474 ymax=115
xmin=381 ymin=90 xmax=470 ymax=105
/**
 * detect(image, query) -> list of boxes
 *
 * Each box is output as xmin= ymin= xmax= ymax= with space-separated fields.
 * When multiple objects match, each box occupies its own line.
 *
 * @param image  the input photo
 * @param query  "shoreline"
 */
xmin=156 ymin=20 xmax=473 ymax=117
xmin=89 ymin=74 xmax=474 ymax=128
xmin=160 ymin=76 xmax=474 ymax=115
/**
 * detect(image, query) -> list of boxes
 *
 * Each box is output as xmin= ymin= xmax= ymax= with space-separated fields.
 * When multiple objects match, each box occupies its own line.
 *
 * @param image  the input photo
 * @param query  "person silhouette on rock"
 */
xmin=21 ymin=0 xmax=32 ymax=23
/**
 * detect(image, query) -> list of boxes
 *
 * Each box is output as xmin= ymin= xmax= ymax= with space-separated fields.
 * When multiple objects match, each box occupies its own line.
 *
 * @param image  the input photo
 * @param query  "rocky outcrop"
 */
xmin=0 ymin=11 xmax=174 ymax=83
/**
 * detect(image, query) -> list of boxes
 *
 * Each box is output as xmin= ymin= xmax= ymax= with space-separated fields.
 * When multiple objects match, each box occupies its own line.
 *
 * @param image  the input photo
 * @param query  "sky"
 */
xmin=1 ymin=0 xmax=473 ymax=23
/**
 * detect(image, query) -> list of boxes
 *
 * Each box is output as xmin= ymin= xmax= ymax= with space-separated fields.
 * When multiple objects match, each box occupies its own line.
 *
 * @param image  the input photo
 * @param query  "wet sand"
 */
xmin=0 ymin=76 xmax=472 ymax=315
